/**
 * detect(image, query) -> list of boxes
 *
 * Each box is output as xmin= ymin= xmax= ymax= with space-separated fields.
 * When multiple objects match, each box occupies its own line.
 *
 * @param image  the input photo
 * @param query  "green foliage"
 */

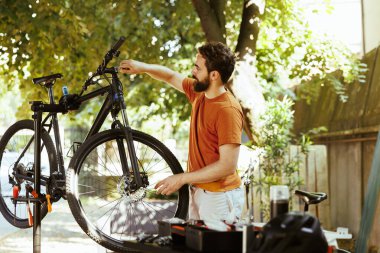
xmin=257 ymin=0 xmax=367 ymax=102
xmin=0 ymin=0 xmax=366 ymax=124
xmin=0 ymin=0 xmax=200 ymax=124
xmin=253 ymin=96 xmax=312 ymax=219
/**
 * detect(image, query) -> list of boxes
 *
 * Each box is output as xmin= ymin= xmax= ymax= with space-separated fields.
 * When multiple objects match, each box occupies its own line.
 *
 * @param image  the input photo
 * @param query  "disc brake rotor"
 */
xmin=117 ymin=176 xmax=146 ymax=202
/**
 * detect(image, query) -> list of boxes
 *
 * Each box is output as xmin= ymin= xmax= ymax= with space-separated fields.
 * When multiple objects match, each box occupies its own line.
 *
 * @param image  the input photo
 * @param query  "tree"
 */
xmin=1 ymin=1 xmax=198 ymax=128
xmin=192 ymin=0 xmax=265 ymax=144
xmin=0 ymin=0 xmax=364 ymax=141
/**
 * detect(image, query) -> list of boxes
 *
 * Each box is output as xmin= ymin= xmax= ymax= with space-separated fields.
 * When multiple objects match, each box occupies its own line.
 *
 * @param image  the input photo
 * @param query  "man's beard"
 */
xmin=193 ymin=75 xmax=210 ymax=92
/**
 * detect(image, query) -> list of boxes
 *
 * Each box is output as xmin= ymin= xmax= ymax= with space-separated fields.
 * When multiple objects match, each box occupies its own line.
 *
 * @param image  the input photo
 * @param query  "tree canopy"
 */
xmin=1 ymin=1 xmax=200 ymax=127
xmin=0 ymin=0 xmax=365 ymax=141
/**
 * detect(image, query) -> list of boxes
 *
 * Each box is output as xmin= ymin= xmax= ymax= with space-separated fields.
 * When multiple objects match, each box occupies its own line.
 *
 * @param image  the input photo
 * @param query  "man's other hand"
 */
xmin=155 ymin=173 xmax=185 ymax=195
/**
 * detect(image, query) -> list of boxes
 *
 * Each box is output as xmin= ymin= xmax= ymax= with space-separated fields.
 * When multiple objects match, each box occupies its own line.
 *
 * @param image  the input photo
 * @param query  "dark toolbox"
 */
xmin=185 ymin=225 xmax=242 ymax=252
xmin=158 ymin=220 xmax=186 ymax=244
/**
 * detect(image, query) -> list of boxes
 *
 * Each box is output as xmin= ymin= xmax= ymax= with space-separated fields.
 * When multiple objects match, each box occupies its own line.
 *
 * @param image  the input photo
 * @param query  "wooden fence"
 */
xmin=303 ymin=142 xmax=379 ymax=247
xmin=250 ymin=142 xmax=379 ymax=248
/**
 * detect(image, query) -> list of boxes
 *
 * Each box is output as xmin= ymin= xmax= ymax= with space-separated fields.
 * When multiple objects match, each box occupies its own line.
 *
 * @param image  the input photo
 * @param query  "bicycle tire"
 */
xmin=0 ymin=120 xmax=57 ymax=228
xmin=66 ymin=128 xmax=188 ymax=252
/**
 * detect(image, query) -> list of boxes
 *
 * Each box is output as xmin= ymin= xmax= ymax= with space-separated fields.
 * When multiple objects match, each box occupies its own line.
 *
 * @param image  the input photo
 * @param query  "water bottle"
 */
xmin=62 ymin=86 xmax=69 ymax=96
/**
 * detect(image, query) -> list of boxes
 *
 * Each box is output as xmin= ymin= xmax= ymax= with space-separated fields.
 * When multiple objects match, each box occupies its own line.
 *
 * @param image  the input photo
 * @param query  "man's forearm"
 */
xmin=119 ymin=59 xmax=185 ymax=92
xmin=154 ymin=145 xmax=240 ymax=195
xmin=142 ymin=63 xmax=175 ymax=83
xmin=181 ymin=160 xmax=236 ymax=185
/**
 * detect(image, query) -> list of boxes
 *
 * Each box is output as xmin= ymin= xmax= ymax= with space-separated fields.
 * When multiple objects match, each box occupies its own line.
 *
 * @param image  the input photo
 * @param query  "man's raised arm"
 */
xmin=119 ymin=60 xmax=185 ymax=93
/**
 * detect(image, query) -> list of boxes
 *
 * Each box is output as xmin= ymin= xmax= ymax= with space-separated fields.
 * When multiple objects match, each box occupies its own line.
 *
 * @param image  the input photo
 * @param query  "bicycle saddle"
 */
xmin=33 ymin=73 xmax=63 ymax=85
xmin=295 ymin=190 xmax=327 ymax=206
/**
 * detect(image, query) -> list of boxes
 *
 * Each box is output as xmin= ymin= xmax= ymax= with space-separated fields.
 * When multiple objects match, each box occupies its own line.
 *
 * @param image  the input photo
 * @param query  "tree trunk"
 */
xmin=192 ymin=0 xmax=266 ymax=145
xmin=231 ymin=0 xmax=266 ymax=145
xmin=191 ymin=0 xmax=226 ymax=43
xmin=235 ymin=0 xmax=261 ymax=58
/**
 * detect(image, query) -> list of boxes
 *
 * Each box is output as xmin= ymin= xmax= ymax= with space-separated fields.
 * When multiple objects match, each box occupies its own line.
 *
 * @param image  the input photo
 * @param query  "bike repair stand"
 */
xmin=32 ymin=101 xmax=43 ymax=253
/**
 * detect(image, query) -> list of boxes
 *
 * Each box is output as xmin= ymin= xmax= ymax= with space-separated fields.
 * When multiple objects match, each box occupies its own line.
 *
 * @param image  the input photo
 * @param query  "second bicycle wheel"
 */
xmin=66 ymin=128 xmax=188 ymax=252
xmin=0 ymin=120 xmax=57 ymax=228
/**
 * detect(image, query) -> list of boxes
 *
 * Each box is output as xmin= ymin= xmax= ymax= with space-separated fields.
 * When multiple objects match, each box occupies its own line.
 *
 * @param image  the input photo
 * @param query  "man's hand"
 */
xmin=155 ymin=173 xmax=186 ymax=195
xmin=119 ymin=59 xmax=146 ymax=74
xmin=118 ymin=59 xmax=185 ymax=92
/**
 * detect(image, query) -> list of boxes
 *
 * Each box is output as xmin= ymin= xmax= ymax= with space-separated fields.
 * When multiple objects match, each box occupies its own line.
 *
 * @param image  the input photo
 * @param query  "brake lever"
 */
xmin=102 ymin=49 xmax=118 ymax=68
xmin=82 ymin=37 xmax=125 ymax=93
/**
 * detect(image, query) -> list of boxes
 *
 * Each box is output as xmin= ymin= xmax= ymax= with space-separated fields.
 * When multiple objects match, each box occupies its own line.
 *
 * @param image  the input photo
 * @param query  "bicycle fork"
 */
xmin=113 ymin=118 xmax=144 ymax=189
xmin=110 ymin=74 xmax=144 ymax=190
xmin=122 ymin=118 xmax=143 ymax=187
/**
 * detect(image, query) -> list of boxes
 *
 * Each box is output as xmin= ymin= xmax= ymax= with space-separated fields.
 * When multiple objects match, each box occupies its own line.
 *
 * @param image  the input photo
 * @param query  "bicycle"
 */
xmin=0 ymin=36 xmax=189 ymax=252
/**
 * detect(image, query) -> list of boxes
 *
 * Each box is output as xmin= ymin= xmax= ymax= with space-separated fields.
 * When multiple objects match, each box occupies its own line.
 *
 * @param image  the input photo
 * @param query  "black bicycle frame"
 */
xmin=35 ymin=69 xmax=143 ymax=188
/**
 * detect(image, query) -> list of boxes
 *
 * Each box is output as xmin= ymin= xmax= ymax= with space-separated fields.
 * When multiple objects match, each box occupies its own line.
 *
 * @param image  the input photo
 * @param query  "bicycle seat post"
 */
xmin=304 ymin=203 xmax=309 ymax=212
xmin=46 ymin=82 xmax=55 ymax=105
xmin=31 ymin=101 xmax=43 ymax=253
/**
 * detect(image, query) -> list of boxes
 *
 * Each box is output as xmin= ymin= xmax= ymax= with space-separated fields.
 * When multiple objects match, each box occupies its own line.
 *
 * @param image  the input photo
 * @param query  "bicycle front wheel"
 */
xmin=66 ymin=129 xmax=188 ymax=252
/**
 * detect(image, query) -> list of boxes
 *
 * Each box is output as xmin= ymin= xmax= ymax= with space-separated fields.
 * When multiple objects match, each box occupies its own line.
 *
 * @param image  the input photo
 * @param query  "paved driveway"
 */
xmin=0 ymin=201 xmax=100 ymax=253
xmin=0 ymin=215 xmax=17 ymax=238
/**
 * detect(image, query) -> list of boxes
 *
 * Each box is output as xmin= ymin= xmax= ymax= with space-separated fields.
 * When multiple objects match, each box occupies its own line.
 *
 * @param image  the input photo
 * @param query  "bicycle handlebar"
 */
xmin=100 ymin=36 xmax=126 ymax=73
xmin=110 ymin=36 xmax=126 ymax=53
xmin=84 ymin=36 xmax=126 ymax=88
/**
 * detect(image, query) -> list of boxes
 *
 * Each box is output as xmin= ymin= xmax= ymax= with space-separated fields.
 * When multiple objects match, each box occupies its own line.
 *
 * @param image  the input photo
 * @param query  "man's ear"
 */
xmin=210 ymin=70 xmax=220 ymax=81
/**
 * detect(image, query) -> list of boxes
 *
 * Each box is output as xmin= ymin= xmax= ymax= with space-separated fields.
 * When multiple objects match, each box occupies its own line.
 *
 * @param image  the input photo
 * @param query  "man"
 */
xmin=119 ymin=42 xmax=244 ymax=222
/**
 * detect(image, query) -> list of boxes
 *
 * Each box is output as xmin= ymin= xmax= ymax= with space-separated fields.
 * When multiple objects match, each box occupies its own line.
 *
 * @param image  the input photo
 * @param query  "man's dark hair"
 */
xmin=198 ymin=42 xmax=236 ymax=84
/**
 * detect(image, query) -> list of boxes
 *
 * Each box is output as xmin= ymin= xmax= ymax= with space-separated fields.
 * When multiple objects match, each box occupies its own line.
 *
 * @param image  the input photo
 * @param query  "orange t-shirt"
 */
xmin=182 ymin=78 xmax=243 ymax=192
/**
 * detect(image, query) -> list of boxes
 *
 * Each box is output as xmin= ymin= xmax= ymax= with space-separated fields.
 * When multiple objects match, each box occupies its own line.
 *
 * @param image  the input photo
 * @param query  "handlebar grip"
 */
xmin=111 ymin=36 xmax=126 ymax=52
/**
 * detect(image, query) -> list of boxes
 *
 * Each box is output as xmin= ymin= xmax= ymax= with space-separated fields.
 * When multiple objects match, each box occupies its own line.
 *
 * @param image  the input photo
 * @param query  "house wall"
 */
xmin=363 ymin=0 xmax=380 ymax=53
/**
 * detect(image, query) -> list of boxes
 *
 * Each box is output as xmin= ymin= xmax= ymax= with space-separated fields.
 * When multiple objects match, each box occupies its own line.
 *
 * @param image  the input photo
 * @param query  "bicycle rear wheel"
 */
xmin=66 ymin=128 xmax=188 ymax=252
xmin=0 ymin=120 xmax=57 ymax=228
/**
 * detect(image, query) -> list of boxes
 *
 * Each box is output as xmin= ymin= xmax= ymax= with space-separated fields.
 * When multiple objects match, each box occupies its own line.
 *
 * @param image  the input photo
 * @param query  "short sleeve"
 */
xmin=182 ymin=78 xmax=197 ymax=103
xmin=216 ymin=107 xmax=243 ymax=146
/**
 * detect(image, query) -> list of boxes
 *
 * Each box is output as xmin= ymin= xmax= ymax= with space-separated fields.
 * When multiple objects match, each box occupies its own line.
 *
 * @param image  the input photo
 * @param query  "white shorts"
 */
xmin=188 ymin=185 xmax=244 ymax=223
